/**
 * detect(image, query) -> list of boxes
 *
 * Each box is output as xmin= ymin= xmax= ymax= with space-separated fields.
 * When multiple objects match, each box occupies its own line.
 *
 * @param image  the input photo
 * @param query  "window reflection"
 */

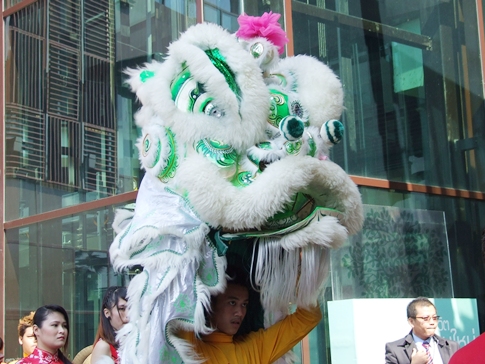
xmin=4 ymin=203 xmax=133 ymax=358
xmin=204 ymin=0 xmax=239 ymax=31
xmin=292 ymin=1 xmax=484 ymax=191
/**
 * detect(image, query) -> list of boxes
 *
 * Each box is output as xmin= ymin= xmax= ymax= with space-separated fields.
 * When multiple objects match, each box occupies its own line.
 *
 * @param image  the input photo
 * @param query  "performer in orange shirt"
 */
xmin=176 ymin=266 xmax=322 ymax=364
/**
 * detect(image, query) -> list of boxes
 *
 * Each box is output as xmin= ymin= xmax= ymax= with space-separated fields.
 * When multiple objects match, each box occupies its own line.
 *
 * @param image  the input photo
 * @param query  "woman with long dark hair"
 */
xmin=16 ymin=305 xmax=71 ymax=364
xmin=90 ymin=287 xmax=128 ymax=364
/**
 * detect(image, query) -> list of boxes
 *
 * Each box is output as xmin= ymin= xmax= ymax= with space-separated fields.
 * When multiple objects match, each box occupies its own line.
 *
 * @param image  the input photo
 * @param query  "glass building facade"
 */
xmin=1 ymin=0 xmax=484 ymax=362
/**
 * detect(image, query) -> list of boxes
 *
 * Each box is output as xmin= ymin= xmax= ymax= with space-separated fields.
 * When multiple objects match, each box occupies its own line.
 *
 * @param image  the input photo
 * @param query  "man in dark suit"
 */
xmin=385 ymin=297 xmax=459 ymax=364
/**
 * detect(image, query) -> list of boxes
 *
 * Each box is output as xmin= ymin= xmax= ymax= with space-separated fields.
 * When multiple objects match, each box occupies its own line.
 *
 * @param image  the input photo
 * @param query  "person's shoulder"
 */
xmin=13 ymin=359 xmax=30 ymax=364
xmin=386 ymin=333 xmax=413 ymax=348
xmin=435 ymin=334 xmax=460 ymax=350
xmin=173 ymin=328 xmax=196 ymax=343
xmin=91 ymin=339 xmax=111 ymax=358
xmin=436 ymin=334 xmax=458 ymax=345
xmin=94 ymin=339 xmax=110 ymax=349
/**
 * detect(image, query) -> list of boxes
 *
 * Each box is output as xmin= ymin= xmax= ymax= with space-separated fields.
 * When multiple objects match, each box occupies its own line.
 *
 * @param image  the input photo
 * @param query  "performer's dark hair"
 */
xmin=407 ymin=297 xmax=436 ymax=318
xmin=225 ymin=265 xmax=250 ymax=289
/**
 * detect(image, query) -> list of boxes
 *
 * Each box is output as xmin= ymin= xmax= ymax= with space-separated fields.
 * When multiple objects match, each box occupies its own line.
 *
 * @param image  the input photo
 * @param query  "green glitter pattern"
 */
xmin=232 ymin=171 xmax=254 ymax=187
xmin=205 ymin=48 xmax=241 ymax=98
xmin=158 ymin=128 xmax=178 ymax=182
xmin=170 ymin=66 xmax=191 ymax=103
xmin=195 ymin=139 xmax=238 ymax=168
xmin=268 ymin=89 xmax=290 ymax=129
xmin=306 ymin=132 xmax=316 ymax=157
xmin=140 ymin=70 xmax=155 ymax=83
xmin=285 ymin=140 xmax=303 ymax=155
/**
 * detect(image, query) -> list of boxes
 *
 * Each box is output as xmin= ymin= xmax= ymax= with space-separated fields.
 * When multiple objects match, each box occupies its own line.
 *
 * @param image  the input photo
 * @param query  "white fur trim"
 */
xmin=109 ymin=221 xmax=209 ymax=272
xmin=124 ymin=61 xmax=165 ymax=107
xmin=132 ymin=105 xmax=158 ymax=128
xmin=136 ymin=122 xmax=171 ymax=176
xmin=112 ymin=206 xmax=135 ymax=235
xmin=253 ymin=242 xmax=330 ymax=310
xmin=297 ymin=245 xmax=331 ymax=306
xmin=176 ymin=154 xmax=315 ymax=230
xmin=176 ymin=153 xmax=363 ymax=234
xmin=279 ymin=215 xmax=348 ymax=250
xmin=303 ymin=159 xmax=364 ymax=235
xmin=166 ymin=321 xmax=205 ymax=364
xmin=126 ymin=23 xmax=270 ymax=153
xmin=254 ymin=242 xmax=302 ymax=310
xmin=238 ymin=37 xmax=280 ymax=72
xmin=247 ymin=139 xmax=288 ymax=164
xmin=272 ymin=55 xmax=344 ymax=128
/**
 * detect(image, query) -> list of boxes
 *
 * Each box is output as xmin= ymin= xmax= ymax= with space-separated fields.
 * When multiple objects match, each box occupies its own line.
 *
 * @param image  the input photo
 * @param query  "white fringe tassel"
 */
xmin=252 ymin=239 xmax=331 ymax=364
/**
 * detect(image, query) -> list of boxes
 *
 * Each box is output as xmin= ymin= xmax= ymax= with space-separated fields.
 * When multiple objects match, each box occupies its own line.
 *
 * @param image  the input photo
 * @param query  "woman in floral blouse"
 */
xmin=17 ymin=305 xmax=71 ymax=364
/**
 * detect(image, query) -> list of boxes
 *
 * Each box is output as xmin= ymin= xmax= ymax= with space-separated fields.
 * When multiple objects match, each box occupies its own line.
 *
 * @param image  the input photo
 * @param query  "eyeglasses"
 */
xmin=412 ymin=315 xmax=441 ymax=322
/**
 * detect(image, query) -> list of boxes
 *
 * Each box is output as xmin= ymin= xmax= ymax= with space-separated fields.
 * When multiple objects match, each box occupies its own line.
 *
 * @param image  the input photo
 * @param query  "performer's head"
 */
xmin=407 ymin=297 xmax=439 ymax=340
xmin=209 ymin=266 xmax=249 ymax=336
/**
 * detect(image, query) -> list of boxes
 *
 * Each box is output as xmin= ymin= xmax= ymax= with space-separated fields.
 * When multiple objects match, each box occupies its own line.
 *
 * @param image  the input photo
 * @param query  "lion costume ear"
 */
xmin=272 ymin=55 xmax=344 ymax=129
xmin=124 ymin=62 xmax=161 ymax=106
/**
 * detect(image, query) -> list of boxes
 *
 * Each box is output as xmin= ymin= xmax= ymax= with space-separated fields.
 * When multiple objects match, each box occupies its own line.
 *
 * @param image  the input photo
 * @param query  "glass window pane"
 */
xmin=222 ymin=12 xmax=238 ymax=31
xmin=4 ymin=202 xmax=135 ymax=359
xmin=292 ymin=2 xmax=485 ymax=191
xmin=3 ymin=1 xmax=199 ymax=221
xmin=4 ymin=0 xmax=25 ymax=10
xmin=204 ymin=5 xmax=220 ymax=24
xmin=3 ymin=1 xmax=129 ymax=220
xmin=332 ymin=205 xmax=453 ymax=299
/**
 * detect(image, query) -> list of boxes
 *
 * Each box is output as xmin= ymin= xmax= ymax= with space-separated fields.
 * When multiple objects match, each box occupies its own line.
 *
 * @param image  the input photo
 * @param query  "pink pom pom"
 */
xmin=236 ymin=12 xmax=289 ymax=55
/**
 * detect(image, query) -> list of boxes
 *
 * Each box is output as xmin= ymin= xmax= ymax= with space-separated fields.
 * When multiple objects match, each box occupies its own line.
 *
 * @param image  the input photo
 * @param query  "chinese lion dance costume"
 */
xmin=109 ymin=12 xmax=363 ymax=364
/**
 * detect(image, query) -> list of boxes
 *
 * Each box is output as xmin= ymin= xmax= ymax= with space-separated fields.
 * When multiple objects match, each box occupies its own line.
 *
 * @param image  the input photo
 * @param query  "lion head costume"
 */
xmin=110 ymin=12 xmax=363 ymax=364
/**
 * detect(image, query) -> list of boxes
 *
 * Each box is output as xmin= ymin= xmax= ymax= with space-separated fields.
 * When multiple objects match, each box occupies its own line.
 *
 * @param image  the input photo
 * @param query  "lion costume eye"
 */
xmin=204 ymin=102 xmax=224 ymax=118
xmin=171 ymin=67 xmax=225 ymax=118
